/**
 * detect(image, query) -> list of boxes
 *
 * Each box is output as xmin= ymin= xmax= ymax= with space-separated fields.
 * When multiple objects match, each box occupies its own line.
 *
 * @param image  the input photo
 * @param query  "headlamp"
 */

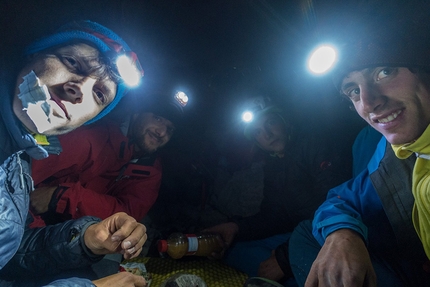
xmin=241 ymin=111 xmax=254 ymax=123
xmin=174 ymin=91 xmax=189 ymax=107
xmin=116 ymin=52 xmax=143 ymax=87
xmin=84 ymin=30 xmax=144 ymax=87
xmin=307 ymin=44 xmax=338 ymax=75
xmin=241 ymin=96 xmax=268 ymax=123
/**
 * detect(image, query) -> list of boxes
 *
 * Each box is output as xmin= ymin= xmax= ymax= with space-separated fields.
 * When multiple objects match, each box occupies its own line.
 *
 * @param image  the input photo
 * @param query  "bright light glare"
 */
xmin=116 ymin=55 xmax=141 ymax=87
xmin=175 ymin=91 xmax=189 ymax=107
xmin=242 ymin=111 xmax=253 ymax=123
xmin=308 ymin=45 xmax=337 ymax=74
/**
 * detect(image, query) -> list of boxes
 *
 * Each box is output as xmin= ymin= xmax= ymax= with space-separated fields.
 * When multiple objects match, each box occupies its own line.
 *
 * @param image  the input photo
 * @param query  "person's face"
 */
xmin=341 ymin=67 xmax=430 ymax=145
xmin=13 ymin=43 xmax=117 ymax=135
xmin=250 ymin=113 xmax=288 ymax=154
xmin=130 ymin=112 xmax=174 ymax=154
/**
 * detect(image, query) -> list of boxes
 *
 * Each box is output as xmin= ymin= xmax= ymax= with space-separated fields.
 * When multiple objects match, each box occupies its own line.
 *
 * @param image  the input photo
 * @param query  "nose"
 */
xmin=262 ymin=127 xmax=273 ymax=140
xmin=63 ymin=77 xmax=96 ymax=104
xmin=359 ymin=83 xmax=386 ymax=113
xmin=155 ymin=124 xmax=167 ymax=137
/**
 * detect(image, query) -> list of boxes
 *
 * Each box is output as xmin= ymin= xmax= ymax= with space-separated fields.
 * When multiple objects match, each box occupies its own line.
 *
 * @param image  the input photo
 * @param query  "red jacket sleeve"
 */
xmin=54 ymin=158 xmax=162 ymax=221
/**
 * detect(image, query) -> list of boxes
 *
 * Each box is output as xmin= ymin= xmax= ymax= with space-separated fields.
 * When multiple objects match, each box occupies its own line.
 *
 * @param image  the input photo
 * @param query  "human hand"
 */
xmin=202 ymin=222 xmax=239 ymax=259
xmin=305 ymin=229 xmax=377 ymax=287
xmin=84 ymin=212 xmax=147 ymax=259
xmin=30 ymin=186 xmax=57 ymax=214
xmin=258 ymin=250 xmax=285 ymax=282
xmin=93 ymin=272 xmax=147 ymax=287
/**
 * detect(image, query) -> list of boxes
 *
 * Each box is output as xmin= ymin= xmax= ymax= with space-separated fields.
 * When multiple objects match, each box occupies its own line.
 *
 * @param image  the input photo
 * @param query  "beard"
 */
xmin=133 ymin=131 xmax=163 ymax=155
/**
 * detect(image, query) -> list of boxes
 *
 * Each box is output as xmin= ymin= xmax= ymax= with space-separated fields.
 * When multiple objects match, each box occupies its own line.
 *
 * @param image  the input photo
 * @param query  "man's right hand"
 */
xmin=84 ymin=212 xmax=147 ymax=259
xmin=203 ymin=222 xmax=239 ymax=259
xmin=305 ymin=229 xmax=377 ymax=287
xmin=93 ymin=272 xmax=147 ymax=287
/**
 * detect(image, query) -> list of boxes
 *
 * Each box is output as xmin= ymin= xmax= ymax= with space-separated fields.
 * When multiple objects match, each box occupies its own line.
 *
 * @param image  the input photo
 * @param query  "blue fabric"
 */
xmin=0 ymin=60 xmax=45 ymax=269
xmin=290 ymin=128 xmax=430 ymax=286
xmin=312 ymin=136 xmax=387 ymax=245
xmin=0 ymin=54 xmax=104 ymax=287
xmin=24 ymin=20 xmax=137 ymax=124
xmin=291 ymin=220 xmax=429 ymax=287
xmin=223 ymin=233 xmax=291 ymax=277
xmin=352 ymin=126 xmax=382 ymax=177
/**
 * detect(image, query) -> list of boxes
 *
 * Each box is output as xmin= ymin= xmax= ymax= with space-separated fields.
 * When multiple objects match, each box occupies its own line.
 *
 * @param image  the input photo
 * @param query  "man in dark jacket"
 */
xmin=0 ymin=20 xmax=147 ymax=287
xmin=289 ymin=13 xmax=430 ymax=287
xmin=204 ymin=96 xmax=353 ymax=284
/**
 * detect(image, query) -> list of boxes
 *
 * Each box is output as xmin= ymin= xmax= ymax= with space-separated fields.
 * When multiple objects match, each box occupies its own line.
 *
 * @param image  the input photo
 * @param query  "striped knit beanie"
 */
xmin=24 ymin=20 xmax=143 ymax=124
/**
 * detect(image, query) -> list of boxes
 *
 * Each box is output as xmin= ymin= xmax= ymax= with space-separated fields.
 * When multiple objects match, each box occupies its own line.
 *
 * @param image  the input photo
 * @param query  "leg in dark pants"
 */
xmin=288 ymin=220 xmax=430 ymax=287
xmin=288 ymin=220 xmax=318 ymax=287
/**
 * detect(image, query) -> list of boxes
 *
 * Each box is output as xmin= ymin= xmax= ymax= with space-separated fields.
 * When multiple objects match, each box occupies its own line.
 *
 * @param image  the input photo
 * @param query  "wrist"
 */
xmin=326 ymin=228 xmax=365 ymax=243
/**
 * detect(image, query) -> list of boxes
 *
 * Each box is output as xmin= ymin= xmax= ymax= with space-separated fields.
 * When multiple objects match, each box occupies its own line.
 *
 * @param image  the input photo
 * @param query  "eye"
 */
xmin=93 ymin=89 xmax=107 ymax=104
xmin=154 ymin=116 xmax=162 ymax=122
xmin=62 ymin=55 xmax=82 ymax=72
xmin=342 ymin=87 xmax=361 ymax=102
xmin=376 ymin=67 xmax=396 ymax=81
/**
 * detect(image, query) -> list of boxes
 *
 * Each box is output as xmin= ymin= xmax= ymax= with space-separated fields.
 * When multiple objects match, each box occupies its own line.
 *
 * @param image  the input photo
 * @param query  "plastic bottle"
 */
xmin=157 ymin=232 xmax=223 ymax=259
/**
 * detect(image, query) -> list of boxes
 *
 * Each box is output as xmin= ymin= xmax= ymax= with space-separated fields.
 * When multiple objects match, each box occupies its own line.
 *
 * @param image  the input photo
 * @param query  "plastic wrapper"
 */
xmin=119 ymin=261 xmax=152 ymax=286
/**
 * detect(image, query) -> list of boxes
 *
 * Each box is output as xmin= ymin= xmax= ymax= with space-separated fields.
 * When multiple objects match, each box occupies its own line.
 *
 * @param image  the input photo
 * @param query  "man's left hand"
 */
xmin=30 ymin=186 xmax=57 ymax=214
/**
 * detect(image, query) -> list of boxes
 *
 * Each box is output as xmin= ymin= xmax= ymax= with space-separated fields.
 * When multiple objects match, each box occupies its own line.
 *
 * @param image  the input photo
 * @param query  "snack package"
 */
xmin=159 ymin=273 xmax=207 ymax=287
xmin=119 ymin=262 xmax=152 ymax=286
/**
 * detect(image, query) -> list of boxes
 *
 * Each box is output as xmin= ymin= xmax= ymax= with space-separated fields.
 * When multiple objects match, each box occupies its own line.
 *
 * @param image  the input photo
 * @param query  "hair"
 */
xmin=31 ymin=42 xmax=121 ymax=84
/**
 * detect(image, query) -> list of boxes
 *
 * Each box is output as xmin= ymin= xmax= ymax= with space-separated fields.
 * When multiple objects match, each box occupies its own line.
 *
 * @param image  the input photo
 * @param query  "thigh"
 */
xmin=289 ymin=220 xmax=320 ymax=287
xmin=224 ymin=233 xmax=291 ymax=277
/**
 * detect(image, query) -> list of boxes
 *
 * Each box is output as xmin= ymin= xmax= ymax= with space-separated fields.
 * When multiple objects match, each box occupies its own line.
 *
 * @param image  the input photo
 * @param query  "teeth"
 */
xmin=378 ymin=110 xmax=401 ymax=123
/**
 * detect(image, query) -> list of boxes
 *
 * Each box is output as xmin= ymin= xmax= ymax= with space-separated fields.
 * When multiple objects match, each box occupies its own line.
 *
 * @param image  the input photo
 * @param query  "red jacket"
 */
xmin=30 ymin=119 xmax=162 ymax=227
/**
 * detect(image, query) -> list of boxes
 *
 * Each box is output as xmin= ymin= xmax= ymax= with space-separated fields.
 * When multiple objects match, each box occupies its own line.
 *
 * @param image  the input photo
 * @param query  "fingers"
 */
xmin=93 ymin=272 xmax=147 ymax=287
xmin=84 ymin=212 xmax=147 ymax=257
xmin=109 ymin=213 xmax=147 ymax=258
xmin=109 ymin=213 xmax=147 ymax=257
xmin=122 ymin=232 xmax=147 ymax=259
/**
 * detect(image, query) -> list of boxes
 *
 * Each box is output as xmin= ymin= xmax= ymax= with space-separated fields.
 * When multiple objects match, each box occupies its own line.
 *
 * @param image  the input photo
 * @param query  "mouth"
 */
xmin=49 ymin=90 xmax=70 ymax=120
xmin=147 ymin=131 xmax=162 ymax=144
xmin=372 ymin=109 xmax=402 ymax=124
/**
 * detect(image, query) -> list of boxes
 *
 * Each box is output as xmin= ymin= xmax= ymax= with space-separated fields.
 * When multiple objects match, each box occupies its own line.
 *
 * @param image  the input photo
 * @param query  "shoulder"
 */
xmin=57 ymin=120 xmax=122 ymax=146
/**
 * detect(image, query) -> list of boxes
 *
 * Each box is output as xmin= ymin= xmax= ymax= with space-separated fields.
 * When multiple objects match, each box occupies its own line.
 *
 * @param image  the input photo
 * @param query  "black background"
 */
xmin=1 ymin=0 xmax=428 ymax=154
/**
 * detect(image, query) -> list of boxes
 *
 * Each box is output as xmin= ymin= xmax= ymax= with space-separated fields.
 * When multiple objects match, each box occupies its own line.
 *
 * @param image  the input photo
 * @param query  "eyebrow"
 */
xmin=341 ymin=68 xmax=375 ymax=91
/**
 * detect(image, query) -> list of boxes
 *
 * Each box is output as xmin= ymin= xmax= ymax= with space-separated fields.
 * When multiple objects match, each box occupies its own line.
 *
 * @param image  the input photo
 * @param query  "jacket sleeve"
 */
xmin=0 ymin=213 xmax=103 ymax=278
xmin=312 ymin=174 xmax=371 ymax=245
xmin=312 ymin=136 xmax=387 ymax=246
xmin=47 ymin=158 xmax=162 ymax=222
xmin=42 ymin=278 xmax=95 ymax=287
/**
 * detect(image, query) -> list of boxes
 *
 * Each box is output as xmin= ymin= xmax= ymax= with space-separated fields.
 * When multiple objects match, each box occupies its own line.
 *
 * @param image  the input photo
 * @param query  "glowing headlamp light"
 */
xmin=174 ymin=91 xmax=189 ymax=107
xmin=307 ymin=44 xmax=338 ymax=75
xmin=116 ymin=52 xmax=143 ymax=87
xmin=242 ymin=111 xmax=254 ymax=123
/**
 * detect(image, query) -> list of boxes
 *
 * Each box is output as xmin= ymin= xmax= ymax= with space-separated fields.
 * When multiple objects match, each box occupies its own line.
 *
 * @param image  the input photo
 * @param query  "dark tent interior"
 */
xmin=2 ymin=0 xmax=428 ymax=271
